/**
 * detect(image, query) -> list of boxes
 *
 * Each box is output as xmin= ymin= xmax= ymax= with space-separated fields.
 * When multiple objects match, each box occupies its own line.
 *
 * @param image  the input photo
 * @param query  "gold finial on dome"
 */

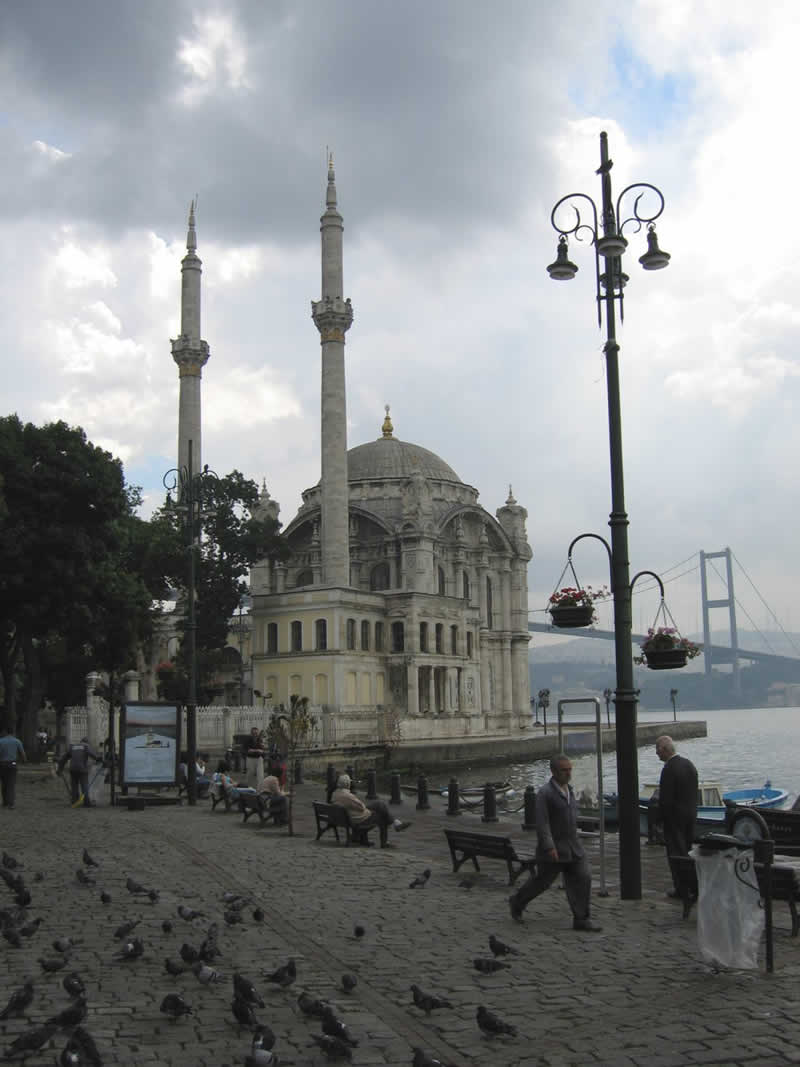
xmin=381 ymin=404 xmax=394 ymax=438
xmin=506 ymin=484 xmax=517 ymax=505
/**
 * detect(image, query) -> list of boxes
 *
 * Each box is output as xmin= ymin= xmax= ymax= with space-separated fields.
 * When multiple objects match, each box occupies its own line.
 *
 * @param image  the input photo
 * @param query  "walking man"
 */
xmin=58 ymin=736 xmax=101 ymax=808
xmin=0 ymin=722 xmax=26 ymax=809
xmin=655 ymin=734 xmax=698 ymax=898
xmin=509 ymin=754 xmax=601 ymax=931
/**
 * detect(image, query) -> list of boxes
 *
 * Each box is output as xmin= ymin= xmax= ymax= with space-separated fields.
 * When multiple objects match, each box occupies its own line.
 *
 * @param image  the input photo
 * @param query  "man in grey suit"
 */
xmin=509 ymin=754 xmax=601 ymax=931
xmin=656 ymin=735 xmax=698 ymax=898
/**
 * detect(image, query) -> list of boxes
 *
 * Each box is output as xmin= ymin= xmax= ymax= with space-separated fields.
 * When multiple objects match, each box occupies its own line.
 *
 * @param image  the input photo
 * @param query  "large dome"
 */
xmin=347 ymin=436 xmax=461 ymax=484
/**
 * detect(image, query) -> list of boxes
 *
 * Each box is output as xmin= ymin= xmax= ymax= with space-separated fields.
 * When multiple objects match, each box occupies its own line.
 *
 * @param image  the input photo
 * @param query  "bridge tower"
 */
xmin=699 ymin=547 xmax=741 ymax=701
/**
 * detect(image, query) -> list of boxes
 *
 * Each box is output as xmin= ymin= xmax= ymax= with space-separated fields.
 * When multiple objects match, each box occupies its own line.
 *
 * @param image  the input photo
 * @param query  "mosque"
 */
xmin=163 ymin=161 xmax=533 ymax=745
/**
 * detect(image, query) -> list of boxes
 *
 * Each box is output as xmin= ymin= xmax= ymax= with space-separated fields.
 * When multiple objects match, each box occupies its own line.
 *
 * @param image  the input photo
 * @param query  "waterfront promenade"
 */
xmin=1 ymin=768 xmax=798 ymax=1066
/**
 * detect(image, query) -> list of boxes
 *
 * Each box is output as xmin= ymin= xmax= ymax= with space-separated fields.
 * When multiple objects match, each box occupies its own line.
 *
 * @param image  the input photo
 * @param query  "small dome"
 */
xmin=347 ymin=437 xmax=461 ymax=483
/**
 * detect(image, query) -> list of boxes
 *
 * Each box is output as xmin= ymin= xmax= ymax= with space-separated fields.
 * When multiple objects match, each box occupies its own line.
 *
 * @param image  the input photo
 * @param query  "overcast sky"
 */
xmin=1 ymin=0 xmax=798 ymax=650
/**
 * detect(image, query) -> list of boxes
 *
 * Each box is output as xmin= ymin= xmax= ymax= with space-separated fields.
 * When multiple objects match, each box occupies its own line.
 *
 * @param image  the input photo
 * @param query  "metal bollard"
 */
xmin=482 ymin=782 xmax=498 ymax=823
xmin=293 ymin=759 xmax=303 ymax=785
xmin=326 ymin=763 xmax=337 ymax=803
xmin=416 ymin=774 xmax=430 ymax=811
xmin=446 ymin=778 xmax=461 ymax=817
xmin=389 ymin=771 xmax=402 ymax=806
xmin=366 ymin=769 xmax=377 ymax=799
xmin=522 ymin=785 xmax=536 ymax=832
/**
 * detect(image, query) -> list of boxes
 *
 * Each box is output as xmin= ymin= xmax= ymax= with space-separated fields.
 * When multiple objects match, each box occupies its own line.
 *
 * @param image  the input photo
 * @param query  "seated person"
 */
xmin=257 ymin=774 xmax=289 ymax=825
xmin=210 ymin=761 xmax=242 ymax=803
xmin=330 ymin=774 xmax=411 ymax=848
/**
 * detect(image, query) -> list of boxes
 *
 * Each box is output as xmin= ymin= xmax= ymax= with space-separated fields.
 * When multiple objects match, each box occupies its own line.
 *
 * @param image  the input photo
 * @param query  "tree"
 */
xmin=267 ymin=694 xmax=315 ymax=836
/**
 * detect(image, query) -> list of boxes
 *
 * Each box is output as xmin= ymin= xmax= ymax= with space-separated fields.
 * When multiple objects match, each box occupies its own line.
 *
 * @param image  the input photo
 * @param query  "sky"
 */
xmin=1 ymin=0 xmax=799 ymax=650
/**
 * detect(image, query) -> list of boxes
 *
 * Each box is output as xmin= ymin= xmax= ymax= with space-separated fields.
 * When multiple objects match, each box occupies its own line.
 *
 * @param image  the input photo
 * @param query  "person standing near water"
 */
xmin=655 ymin=734 xmax=698 ymax=898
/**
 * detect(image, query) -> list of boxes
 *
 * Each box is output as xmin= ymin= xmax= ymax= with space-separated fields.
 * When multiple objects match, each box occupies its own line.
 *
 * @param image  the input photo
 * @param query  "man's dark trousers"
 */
xmin=0 ymin=762 xmax=17 ymax=807
xmin=70 ymin=769 xmax=90 ymax=806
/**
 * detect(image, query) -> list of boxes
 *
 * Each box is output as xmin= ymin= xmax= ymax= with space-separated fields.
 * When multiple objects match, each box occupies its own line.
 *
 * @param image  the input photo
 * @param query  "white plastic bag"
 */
xmin=690 ymin=845 xmax=764 ymax=970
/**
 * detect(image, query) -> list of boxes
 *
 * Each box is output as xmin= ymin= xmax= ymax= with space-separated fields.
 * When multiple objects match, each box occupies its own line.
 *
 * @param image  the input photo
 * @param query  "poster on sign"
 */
xmin=120 ymin=702 xmax=180 ymax=787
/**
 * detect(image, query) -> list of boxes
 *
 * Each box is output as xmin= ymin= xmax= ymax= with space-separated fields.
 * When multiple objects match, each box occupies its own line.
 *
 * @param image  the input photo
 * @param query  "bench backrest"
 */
xmin=313 ymin=801 xmax=349 ymax=825
xmin=444 ymin=829 xmax=515 ymax=858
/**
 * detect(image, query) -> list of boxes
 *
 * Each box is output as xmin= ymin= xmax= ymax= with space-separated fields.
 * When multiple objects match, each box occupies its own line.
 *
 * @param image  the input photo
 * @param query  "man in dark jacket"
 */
xmin=508 ymin=754 xmax=601 ymax=931
xmin=656 ymin=734 xmax=698 ymax=897
xmin=58 ymin=737 xmax=101 ymax=807
xmin=0 ymin=723 xmax=26 ymax=809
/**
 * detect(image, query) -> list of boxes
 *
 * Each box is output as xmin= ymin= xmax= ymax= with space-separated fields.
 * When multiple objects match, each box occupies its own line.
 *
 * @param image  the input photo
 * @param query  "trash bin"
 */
xmin=690 ymin=833 xmax=765 ymax=970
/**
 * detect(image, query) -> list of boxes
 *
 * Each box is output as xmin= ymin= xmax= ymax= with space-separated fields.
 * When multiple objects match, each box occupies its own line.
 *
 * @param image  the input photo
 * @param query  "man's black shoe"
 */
xmin=508 ymin=896 xmax=524 ymax=923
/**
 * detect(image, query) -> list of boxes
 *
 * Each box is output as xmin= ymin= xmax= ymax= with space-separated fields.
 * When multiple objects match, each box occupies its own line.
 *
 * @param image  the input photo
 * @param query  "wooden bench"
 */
xmin=443 ymin=828 xmax=538 ymax=886
xmin=239 ymin=792 xmax=281 ymax=827
xmin=210 ymin=783 xmax=233 ymax=812
xmin=312 ymin=801 xmax=374 ymax=846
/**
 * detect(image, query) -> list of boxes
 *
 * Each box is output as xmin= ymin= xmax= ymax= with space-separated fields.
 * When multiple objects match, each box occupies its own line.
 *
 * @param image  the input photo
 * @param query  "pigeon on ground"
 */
xmin=476 ymin=1004 xmax=517 ymax=1038
xmin=231 ymin=995 xmax=260 ymax=1028
xmin=1 ymin=851 xmax=21 ymax=869
xmin=321 ymin=1009 xmax=359 ymax=1047
xmin=59 ymin=1026 xmax=102 ymax=1066
xmin=297 ymin=991 xmax=329 ymax=1018
xmin=0 ymin=981 xmax=34 ymax=1020
xmin=341 ymin=973 xmax=357 ymax=995
xmin=53 ymin=936 xmax=80 ymax=953
xmin=39 ymin=957 xmax=69 ymax=973
xmin=458 ymin=878 xmax=475 ymax=889
xmin=112 ymin=937 xmax=144 ymax=962
xmin=409 ymin=869 xmax=431 ymax=888
xmin=161 ymin=920 xmax=173 ymax=934
xmin=15 ymin=888 xmax=32 ymax=908
xmin=244 ymin=1051 xmax=279 ymax=1067
xmin=19 ymin=917 xmax=42 ymax=937
xmin=473 ymin=958 xmax=512 ymax=974
xmin=75 ymin=869 xmax=94 ymax=886
xmin=264 ymin=958 xmax=296 ymax=988
xmin=352 ymin=924 xmax=365 ymax=940
xmin=251 ymin=1024 xmax=277 ymax=1052
xmin=160 ymin=993 xmax=193 ymax=1020
xmin=125 ymin=877 xmax=146 ymax=895
xmin=2 ymin=927 xmax=22 ymax=948
xmin=488 ymin=933 xmax=519 ymax=957
xmin=233 ymin=974 xmax=264 ymax=1008
xmin=253 ymin=907 xmax=265 ymax=922
xmin=82 ymin=850 xmax=99 ymax=868
xmin=412 ymin=1051 xmax=450 ymax=1067
xmin=308 ymin=1033 xmax=353 ymax=1062
xmin=164 ymin=958 xmax=185 ymax=977
xmin=223 ymin=909 xmax=243 ymax=925
xmin=191 ymin=961 xmax=223 ymax=984
xmin=146 ymin=888 xmax=159 ymax=903
xmin=226 ymin=897 xmax=250 ymax=912
xmin=1 ymin=1022 xmax=58 ymax=1059
xmin=113 ymin=920 xmax=139 ymax=940
xmin=177 ymin=904 xmax=204 ymax=921
xmin=46 ymin=997 xmax=88 ymax=1029
xmin=179 ymin=943 xmax=199 ymax=964
xmin=99 ymin=892 xmax=111 ymax=905
xmin=410 ymin=985 xmax=453 ymax=1015
xmin=62 ymin=973 xmax=86 ymax=999
xmin=221 ymin=891 xmax=242 ymax=904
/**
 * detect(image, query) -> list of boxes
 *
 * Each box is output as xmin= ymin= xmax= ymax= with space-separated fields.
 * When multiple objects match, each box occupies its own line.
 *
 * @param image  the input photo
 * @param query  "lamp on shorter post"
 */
xmin=603 ymin=687 xmax=613 ymax=727
xmin=537 ymin=688 xmax=550 ymax=734
xmin=670 ymin=687 xmax=678 ymax=722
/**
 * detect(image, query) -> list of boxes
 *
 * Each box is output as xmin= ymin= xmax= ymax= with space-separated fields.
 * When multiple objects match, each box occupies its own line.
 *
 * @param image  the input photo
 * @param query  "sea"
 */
xmin=462 ymin=706 xmax=800 ymax=804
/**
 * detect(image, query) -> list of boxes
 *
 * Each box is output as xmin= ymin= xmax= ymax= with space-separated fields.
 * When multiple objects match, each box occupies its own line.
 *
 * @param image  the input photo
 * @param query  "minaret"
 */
xmin=171 ymin=200 xmax=210 ymax=477
xmin=311 ymin=155 xmax=353 ymax=586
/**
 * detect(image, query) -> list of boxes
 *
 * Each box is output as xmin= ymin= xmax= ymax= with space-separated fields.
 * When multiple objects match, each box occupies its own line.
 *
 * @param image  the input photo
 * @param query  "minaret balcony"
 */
xmin=311 ymin=296 xmax=353 ymax=339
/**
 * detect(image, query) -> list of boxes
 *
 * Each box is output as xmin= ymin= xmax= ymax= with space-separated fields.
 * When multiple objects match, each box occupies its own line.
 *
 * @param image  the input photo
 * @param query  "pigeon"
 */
xmin=488 ymin=934 xmax=519 ymax=958
xmin=226 ymin=897 xmax=249 ymax=913
xmin=40 ymin=956 xmax=69 ymax=973
xmin=411 ymin=985 xmax=453 ymax=1015
xmin=321 ymin=1009 xmax=359 ymax=1047
xmin=223 ymin=909 xmax=243 ymax=926
xmin=191 ymin=961 xmax=223 ymax=984
xmin=125 ymin=877 xmax=146 ymax=895
xmin=46 ymin=997 xmax=88 ymax=1029
xmin=409 ymin=869 xmax=431 ymax=888
xmin=146 ymin=888 xmax=159 ymax=904
xmin=341 ymin=973 xmax=357 ymax=995
xmin=0 ymin=981 xmax=34 ymax=1020
xmin=412 ymin=1051 xmax=449 ymax=1067
xmin=75 ymin=869 xmax=94 ymax=886
xmin=231 ymin=995 xmax=260 ymax=1028
xmin=15 ymin=888 xmax=32 ymax=908
xmin=458 ymin=879 xmax=475 ymax=889
xmin=62 ymin=973 xmax=86 ymax=999
xmin=177 ymin=904 xmax=204 ymax=921
xmin=53 ymin=936 xmax=80 ymax=953
xmin=2 ymin=927 xmax=22 ymax=948
xmin=244 ymin=1051 xmax=278 ymax=1067
xmin=82 ymin=850 xmax=99 ymax=868
xmin=308 ymin=1033 xmax=353 ymax=1062
xmin=264 ymin=958 xmax=296 ymax=988
xmin=297 ymin=991 xmax=329 ymax=1018
xmin=160 ymin=993 xmax=193 ymax=1020
xmin=19 ymin=917 xmax=42 ymax=937
xmin=476 ymin=1004 xmax=517 ymax=1038
xmin=1 ymin=1022 xmax=58 ymax=1059
xmin=221 ymin=891 xmax=242 ymax=904
xmin=179 ymin=943 xmax=199 ymax=964
xmin=164 ymin=958 xmax=185 ymax=977
xmin=251 ymin=1025 xmax=277 ymax=1052
xmin=252 ymin=907 xmax=265 ymax=922
xmin=1 ymin=851 xmax=21 ymax=869
xmin=113 ymin=920 xmax=139 ymax=940
xmin=112 ymin=937 xmax=144 ymax=962
xmin=233 ymin=974 xmax=264 ymax=1008
xmin=352 ymin=924 xmax=365 ymax=940
xmin=161 ymin=920 xmax=173 ymax=934
xmin=473 ymin=958 xmax=512 ymax=974
xmin=59 ymin=1026 xmax=103 ymax=1066
xmin=99 ymin=892 xmax=112 ymax=905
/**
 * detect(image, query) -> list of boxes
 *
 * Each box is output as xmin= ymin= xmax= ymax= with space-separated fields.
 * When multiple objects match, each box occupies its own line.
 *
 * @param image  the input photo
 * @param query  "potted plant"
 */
xmin=548 ymin=586 xmax=608 ymax=629
xmin=635 ymin=627 xmax=700 ymax=670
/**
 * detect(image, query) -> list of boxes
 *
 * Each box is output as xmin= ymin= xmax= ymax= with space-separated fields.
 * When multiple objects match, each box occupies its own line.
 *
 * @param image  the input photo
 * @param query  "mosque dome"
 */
xmin=347 ymin=437 xmax=461 ymax=484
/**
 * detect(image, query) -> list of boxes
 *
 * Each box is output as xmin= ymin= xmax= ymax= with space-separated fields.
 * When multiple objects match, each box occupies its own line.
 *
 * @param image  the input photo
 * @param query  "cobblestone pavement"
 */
xmin=0 ymin=768 xmax=799 ymax=1066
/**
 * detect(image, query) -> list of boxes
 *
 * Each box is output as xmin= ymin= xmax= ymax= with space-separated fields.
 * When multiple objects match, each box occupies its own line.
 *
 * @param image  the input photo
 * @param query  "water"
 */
xmin=469 ymin=706 xmax=800 ymax=803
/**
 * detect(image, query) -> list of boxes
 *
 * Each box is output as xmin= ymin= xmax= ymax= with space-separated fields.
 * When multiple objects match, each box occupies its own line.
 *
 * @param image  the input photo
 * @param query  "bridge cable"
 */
xmin=732 ymin=552 xmax=800 ymax=656
xmin=707 ymin=558 xmax=778 ymax=656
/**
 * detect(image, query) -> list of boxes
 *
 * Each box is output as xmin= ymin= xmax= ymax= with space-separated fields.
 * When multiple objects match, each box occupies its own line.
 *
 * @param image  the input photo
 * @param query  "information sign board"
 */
xmin=120 ymin=702 xmax=180 ymax=787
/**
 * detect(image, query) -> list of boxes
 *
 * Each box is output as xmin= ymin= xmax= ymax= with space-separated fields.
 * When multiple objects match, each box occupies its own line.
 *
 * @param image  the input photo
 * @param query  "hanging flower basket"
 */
xmin=635 ymin=627 xmax=700 ymax=671
xmin=643 ymin=646 xmax=689 ymax=671
xmin=547 ymin=585 xmax=608 ymax=629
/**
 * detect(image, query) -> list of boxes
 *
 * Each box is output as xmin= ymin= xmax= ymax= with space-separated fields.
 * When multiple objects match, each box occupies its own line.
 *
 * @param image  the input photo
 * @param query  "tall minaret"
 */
xmin=171 ymin=200 xmax=210 ymax=477
xmin=311 ymin=155 xmax=353 ymax=586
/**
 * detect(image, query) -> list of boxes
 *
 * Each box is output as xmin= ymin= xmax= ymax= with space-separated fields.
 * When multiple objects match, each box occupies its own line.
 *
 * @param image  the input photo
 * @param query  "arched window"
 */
xmin=391 ymin=621 xmax=405 ymax=652
xmin=438 ymin=567 xmax=446 ymax=595
xmin=361 ymin=620 xmax=370 ymax=651
xmin=375 ymin=621 xmax=385 ymax=652
xmin=370 ymin=562 xmax=391 ymax=590
xmin=346 ymin=618 xmax=356 ymax=650
xmin=419 ymin=621 xmax=429 ymax=652
xmin=294 ymin=569 xmax=313 ymax=587
xmin=267 ymin=623 xmax=278 ymax=654
xmin=291 ymin=620 xmax=302 ymax=651
xmin=486 ymin=577 xmax=493 ymax=629
xmin=315 ymin=619 xmax=327 ymax=650
xmin=435 ymin=623 xmax=444 ymax=653
xmin=462 ymin=570 xmax=471 ymax=600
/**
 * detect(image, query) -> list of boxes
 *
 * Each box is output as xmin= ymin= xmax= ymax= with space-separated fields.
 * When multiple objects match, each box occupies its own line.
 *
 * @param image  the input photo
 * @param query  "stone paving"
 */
xmin=1 ymin=767 xmax=799 ymax=1066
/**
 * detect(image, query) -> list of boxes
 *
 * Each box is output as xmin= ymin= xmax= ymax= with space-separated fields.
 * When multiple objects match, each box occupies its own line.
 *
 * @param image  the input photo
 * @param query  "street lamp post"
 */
xmin=670 ymin=687 xmax=678 ymax=722
xmin=547 ymin=131 xmax=670 ymax=899
xmin=603 ymin=686 xmax=613 ymax=727
xmin=537 ymin=688 xmax=550 ymax=734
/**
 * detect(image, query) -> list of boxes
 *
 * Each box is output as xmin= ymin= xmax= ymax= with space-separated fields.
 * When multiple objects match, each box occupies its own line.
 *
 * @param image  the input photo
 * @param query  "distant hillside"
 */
xmin=528 ymin=630 xmax=800 ymax=666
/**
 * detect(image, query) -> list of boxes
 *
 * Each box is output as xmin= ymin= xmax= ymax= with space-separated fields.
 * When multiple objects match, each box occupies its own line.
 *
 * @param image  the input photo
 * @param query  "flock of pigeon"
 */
xmin=0 ymin=843 xmax=523 ymax=1065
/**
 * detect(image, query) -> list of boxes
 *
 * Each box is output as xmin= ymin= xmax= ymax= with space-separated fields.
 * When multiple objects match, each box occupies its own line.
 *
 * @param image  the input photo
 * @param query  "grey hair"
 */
xmin=336 ymin=774 xmax=351 ymax=789
xmin=550 ymin=753 xmax=571 ymax=772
